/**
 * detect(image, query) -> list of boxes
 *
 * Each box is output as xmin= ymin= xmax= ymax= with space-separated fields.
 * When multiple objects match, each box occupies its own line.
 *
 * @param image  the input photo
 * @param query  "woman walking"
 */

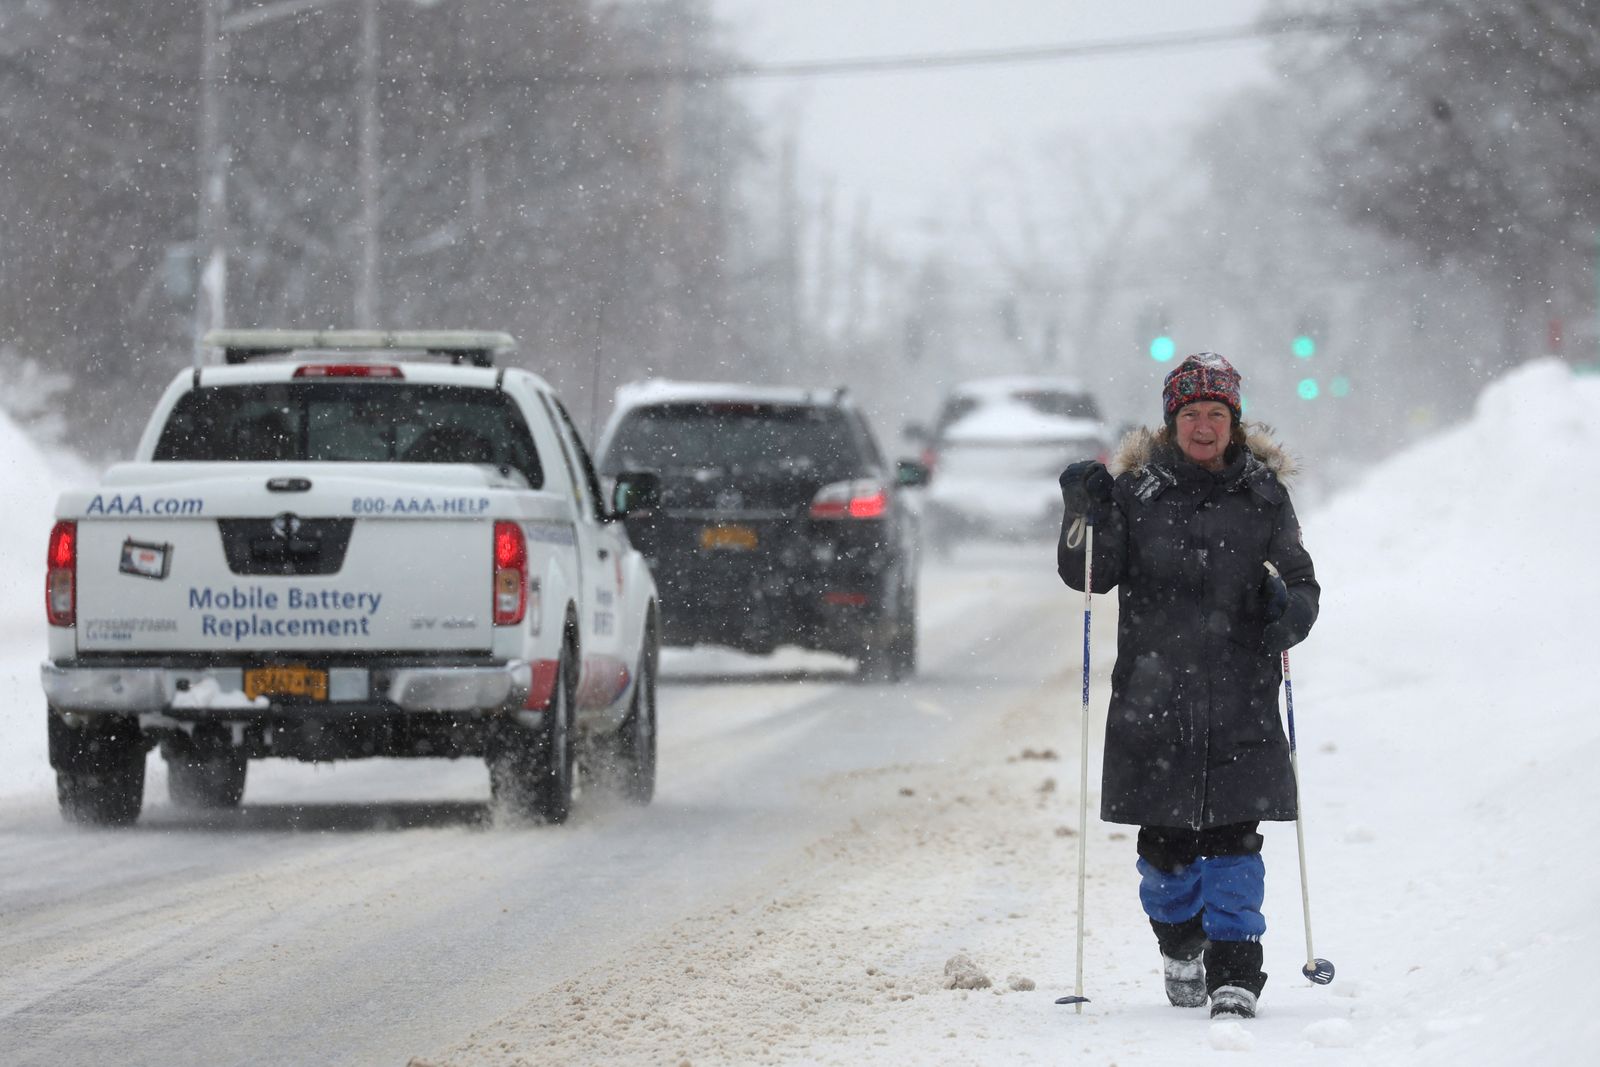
xmin=1057 ymin=352 xmax=1319 ymax=1019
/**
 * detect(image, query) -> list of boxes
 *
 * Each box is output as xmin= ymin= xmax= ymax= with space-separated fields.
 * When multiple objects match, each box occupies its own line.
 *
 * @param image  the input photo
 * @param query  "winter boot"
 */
xmin=1162 ymin=952 xmax=1207 ymax=1008
xmin=1204 ymin=939 xmax=1265 ymax=1019
xmin=1150 ymin=914 xmax=1208 ymax=1008
xmin=1209 ymin=985 xmax=1258 ymax=1019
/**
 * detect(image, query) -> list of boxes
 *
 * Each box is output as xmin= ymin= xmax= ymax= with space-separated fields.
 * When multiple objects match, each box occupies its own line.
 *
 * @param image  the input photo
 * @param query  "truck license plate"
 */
xmin=244 ymin=665 xmax=328 ymax=701
xmin=699 ymin=524 xmax=758 ymax=551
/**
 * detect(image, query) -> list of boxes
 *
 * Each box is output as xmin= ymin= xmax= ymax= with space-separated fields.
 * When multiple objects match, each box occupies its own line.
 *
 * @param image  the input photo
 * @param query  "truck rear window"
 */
xmin=153 ymin=383 xmax=543 ymax=487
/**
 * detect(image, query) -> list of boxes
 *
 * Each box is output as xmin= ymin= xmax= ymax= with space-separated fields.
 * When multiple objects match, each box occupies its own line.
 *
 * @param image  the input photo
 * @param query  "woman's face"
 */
xmin=1174 ymin=400 xmax=1233 ymax=471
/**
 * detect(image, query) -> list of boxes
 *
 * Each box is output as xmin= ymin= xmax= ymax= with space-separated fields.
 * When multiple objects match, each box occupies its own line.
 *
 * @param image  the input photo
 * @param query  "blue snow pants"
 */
xmin=1136 ymin=823 xmax=1265 ymax=943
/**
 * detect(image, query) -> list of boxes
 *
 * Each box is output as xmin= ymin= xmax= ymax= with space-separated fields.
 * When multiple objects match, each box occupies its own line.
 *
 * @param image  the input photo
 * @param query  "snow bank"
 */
xmin=1303 ymin=358 xmax=1598 ymax=757
xmin=0 ymin=410 xmax=61 ymax=626
xmin=1293 ymin=358 xmax=1600 ymax=1063
xmin=0 ymin=409 xmax=91 ymax=796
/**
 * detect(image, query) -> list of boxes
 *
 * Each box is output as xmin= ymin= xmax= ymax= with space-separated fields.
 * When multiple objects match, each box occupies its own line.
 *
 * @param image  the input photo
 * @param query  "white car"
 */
xmin=918 ymin=378 xmax=1109 ymax=552
xmin=42 ymin=330 xmax=659 ymax=826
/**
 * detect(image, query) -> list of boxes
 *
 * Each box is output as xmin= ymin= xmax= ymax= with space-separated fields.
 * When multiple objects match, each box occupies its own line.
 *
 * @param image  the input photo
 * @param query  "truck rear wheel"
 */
xmin=489 ymin=647 xmax=576 ymax=824
xmin=49 ymin=713 xmax=147 ymax=827
xmin=166 ymin=753 xmax=248 ymax=809
xmin=531 ymin=650 xmax=577 ymax=823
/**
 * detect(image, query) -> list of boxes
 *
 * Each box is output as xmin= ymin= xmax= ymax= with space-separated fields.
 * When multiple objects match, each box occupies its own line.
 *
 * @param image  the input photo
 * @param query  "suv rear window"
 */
xmin=153 ymin=382 xmax=542 ymax=487
xmin=1012 ymin=389 xmax=1101 ymax=421
xmin=601 ymin=403 xmax=862 ymax=481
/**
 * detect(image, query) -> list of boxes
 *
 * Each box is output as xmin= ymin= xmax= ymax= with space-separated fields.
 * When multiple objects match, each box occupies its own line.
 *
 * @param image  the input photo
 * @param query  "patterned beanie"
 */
xmin=1163 ymin=352 xmax=1242 ymax=421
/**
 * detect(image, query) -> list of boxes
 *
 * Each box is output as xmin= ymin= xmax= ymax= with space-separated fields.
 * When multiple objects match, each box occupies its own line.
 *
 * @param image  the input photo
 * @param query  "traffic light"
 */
xmin=1330 ymin=375 xmax=1352 ymax=398
xmin=1292 ymin=314 xmax=1324 ymax=360
xmin=1138 ymin=306 xmax=1176 ymax=362
xmin=1297 ymin=377 xmax=1320 ymax=400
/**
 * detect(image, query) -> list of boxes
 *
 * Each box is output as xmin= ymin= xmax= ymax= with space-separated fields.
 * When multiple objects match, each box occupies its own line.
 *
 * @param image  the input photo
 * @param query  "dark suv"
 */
xmin=596 ymin=383 xmax=926 ymax=680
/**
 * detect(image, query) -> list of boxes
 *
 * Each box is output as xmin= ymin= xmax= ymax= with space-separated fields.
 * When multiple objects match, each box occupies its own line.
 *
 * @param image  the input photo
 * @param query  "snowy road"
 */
xmin=0 ymin=547 xmax=1115 ymax=1067
xmin=7 ymin=361 xmax=1598 ymax=1067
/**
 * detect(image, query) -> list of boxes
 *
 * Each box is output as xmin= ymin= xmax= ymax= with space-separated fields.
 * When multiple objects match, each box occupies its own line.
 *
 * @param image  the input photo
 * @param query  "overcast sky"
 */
xmin=712 ymin=1 xmax=1273 ymax=242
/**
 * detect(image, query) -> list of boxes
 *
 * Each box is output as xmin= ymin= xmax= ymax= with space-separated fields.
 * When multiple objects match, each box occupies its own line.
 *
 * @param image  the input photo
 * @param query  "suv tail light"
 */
xmin=492 ymin=520 xmax=527 ymax=625
xmin=293 ymin=364 xmax=404 ymax=379
xmin=810 ymin=479 xmax=889 ymax=520
xmin=46 ymin=521 xmax=77 ymax=626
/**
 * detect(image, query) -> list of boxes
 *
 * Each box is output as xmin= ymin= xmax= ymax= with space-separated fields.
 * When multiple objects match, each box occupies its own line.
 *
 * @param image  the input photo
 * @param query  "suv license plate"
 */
xmin=244 ymin=665 xmax=328 ymax=701
xmin=699 ymin=524 xmax=758 ymax=551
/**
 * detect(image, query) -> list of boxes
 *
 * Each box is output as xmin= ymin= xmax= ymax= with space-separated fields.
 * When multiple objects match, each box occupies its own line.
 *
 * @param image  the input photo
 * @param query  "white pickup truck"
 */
xmin=42 ymin=330 xmax=660 ymax=826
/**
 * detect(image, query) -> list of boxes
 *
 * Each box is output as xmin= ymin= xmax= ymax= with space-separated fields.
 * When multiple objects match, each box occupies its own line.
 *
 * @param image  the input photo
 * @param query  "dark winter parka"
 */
xmin=1058 ymin=425 xmax=1319 ymax=830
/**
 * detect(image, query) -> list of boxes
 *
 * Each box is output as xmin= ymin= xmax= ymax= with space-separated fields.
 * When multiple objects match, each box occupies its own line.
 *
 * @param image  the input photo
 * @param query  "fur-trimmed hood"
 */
xmin=1108 ymin=422 xmax=1299 ymax=484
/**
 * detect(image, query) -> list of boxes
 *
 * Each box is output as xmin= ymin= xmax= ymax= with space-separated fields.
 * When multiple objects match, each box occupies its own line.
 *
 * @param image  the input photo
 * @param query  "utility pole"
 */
xmin=194 ymin=0 xmax=382 ymax=359
xmin=653 ymin=0 xmax=689 ymax=371
xmin=1593 ymin=231 xmax=1600 ymax=367
xmin=354 ymin=0 xmax=381 ymax=328
xmin=777 ymin=129 xmax=804 ymax=365
xmin=193 ymin=0 xmax=230 ymax=364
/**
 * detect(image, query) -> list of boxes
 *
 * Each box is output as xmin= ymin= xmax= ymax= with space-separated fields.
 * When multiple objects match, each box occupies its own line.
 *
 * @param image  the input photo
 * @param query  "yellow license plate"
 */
xmin=244 ymin=665 xmax=328 ymax=701
xmin=699 ymin=523 xmax=758 ymax=551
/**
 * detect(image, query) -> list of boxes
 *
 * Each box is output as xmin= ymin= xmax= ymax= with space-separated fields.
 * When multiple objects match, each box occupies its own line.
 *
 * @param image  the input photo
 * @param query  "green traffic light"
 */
xmin=1330 ymin=376 xmax=1351 ymax=398
xmin=1150 ymin=336 xmax=1176 ymax=362
xmin=1292 ymin=335 xmax=1316 ymax=359
xmin=1297 ymin=377 xmax=1320 ymax=400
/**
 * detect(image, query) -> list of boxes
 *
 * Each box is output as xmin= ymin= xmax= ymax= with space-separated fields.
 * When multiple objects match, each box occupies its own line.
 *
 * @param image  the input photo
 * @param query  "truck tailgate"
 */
xmin=64 ymin=465 xmax=510 ymax=655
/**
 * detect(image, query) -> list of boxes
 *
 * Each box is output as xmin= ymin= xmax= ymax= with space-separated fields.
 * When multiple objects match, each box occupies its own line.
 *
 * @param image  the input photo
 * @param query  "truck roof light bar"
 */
xmin=203 ymin=330 xmax=515 ymax=368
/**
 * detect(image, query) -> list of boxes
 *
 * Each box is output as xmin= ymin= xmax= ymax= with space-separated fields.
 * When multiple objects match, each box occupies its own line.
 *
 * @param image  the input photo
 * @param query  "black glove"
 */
xmin=1059 ymin=461 xmax=1113 ymax=510
xmin=1260 ymin=569 xmax=1288 ymax=624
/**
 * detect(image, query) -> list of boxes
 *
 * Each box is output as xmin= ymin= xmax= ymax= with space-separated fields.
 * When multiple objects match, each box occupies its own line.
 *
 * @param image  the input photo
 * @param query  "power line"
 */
xmin=429 ymin=18 xmax=1342 ymax=86
xmin=9 ymin=17 xmax=1348 ymax=91
xmin=634 ymin=19 xmax=1313 ymax=84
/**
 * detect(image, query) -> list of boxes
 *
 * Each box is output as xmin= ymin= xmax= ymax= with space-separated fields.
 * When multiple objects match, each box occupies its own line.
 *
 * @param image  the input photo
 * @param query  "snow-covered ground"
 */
xmin=3 ymin=359 xmax=1597 ymax=1065
xmin=0 ymin=411 xmax=89 ymax=798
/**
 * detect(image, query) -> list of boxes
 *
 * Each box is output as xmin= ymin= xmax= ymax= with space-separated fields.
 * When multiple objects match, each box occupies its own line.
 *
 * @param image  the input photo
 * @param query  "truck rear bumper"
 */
xmin=41 ymin=660 xmax=533 ymax=715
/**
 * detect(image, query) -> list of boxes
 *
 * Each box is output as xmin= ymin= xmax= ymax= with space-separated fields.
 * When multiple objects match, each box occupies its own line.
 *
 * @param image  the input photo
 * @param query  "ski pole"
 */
xmin=1266 ymin=561 xmax=1335 ymax=986
xmin=1056 ymin=518 xmax=1092 ymax=1010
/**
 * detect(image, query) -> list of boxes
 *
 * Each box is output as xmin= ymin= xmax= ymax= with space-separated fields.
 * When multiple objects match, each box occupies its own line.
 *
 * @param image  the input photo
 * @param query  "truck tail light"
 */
xmin=46 ymin=520 xmax=76 ymax=627
xmin=493 ymin=520 xmax=527 ymax=625
xmin=293 ymin=363 xmax=404 ymax=379
xmin=810 ymin=479 xmax=889 ymax=520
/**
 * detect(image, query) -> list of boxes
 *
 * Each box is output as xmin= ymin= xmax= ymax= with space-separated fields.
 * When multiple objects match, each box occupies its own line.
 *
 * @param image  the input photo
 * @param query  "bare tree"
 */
xmin=968 ymin=129 xmax=1187 ymax=381
xmin=0 ymin=0 xmax=779 ymax=454
xmin=1267 ymin=0 xmax=1600 ymax=362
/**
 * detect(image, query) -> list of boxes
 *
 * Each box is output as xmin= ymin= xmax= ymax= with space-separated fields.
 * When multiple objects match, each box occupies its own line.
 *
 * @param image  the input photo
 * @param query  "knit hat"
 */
xmin=1163 ymin=352 xmax=1242 ymax=421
